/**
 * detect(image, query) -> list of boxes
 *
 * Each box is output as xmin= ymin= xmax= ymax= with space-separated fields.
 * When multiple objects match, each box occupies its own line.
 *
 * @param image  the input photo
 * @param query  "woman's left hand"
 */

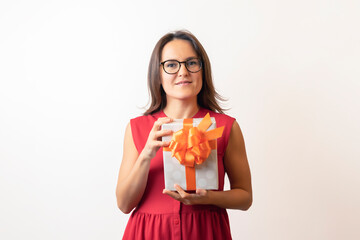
xmin=163 ymin=184 xmax=210 ymax=205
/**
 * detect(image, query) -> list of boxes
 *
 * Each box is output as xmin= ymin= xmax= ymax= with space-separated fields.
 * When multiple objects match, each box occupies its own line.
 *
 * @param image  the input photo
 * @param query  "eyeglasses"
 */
xmin=160 ymin=58 xmax=202 ymax=74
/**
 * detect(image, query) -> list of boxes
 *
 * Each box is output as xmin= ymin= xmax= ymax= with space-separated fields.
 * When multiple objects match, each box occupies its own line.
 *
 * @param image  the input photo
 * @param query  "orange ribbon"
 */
xmin=164 ymin=113 xmax=224 ymax=190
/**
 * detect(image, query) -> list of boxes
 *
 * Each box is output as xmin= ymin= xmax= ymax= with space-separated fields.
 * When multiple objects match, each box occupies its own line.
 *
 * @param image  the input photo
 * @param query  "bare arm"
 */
xmin=163 ymin=120 xmax=253 ymax=210
xmin=116 ymin=118 xmax=173 ymax=214
xmin=207 ymin=120 xmax=252 ymax=209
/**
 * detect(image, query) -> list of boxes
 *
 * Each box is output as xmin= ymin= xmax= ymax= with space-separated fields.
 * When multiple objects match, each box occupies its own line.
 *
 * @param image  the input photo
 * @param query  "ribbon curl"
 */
xmin=168 ymin=113 xmax=224 ymax=167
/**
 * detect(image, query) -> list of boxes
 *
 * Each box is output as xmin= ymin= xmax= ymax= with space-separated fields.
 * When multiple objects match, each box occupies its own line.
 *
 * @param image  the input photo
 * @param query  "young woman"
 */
xmin=116 ymin=30 xmax=252 ymax=239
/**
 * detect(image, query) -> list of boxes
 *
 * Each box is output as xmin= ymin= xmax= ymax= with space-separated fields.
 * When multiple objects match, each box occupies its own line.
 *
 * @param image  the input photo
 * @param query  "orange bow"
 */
xmin=168 ymin=113 xmax=224 ymax=167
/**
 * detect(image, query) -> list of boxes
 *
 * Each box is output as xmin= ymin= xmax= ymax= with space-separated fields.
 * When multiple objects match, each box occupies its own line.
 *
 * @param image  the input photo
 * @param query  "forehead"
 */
xmin=161 ymin=39 xmax=197 ymax=61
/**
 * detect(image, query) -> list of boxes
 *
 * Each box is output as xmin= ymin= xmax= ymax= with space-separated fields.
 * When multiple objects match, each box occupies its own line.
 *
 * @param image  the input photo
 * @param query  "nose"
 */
xmin=177 ymin=62 xmax=189 ymax=76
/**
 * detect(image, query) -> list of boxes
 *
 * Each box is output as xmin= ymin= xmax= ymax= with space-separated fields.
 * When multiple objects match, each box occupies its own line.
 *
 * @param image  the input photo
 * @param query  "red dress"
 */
xmin=123 ymin=108 xmax=235 ymax=240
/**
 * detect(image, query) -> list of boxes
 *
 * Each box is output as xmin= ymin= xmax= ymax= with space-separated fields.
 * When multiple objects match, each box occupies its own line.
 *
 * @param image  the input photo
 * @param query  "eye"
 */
xmin=165 ymin=61 xmax=178 ymax=68
xmin=187 ymin=59 xmax=199 ymax=66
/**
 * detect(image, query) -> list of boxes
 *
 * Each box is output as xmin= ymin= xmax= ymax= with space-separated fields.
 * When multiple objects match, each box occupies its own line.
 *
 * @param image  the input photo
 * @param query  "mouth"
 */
xmin=175 ymin=80 xmax=192 ymax=85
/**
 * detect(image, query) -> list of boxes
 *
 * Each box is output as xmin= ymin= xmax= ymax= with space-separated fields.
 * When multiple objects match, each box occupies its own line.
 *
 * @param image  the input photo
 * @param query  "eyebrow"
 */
xmin=162 ymin=56 xmax=198 ymax=62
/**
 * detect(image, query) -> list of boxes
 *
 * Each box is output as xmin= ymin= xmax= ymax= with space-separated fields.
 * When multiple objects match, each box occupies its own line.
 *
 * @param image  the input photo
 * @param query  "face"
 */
xmin=160 ymin=39 xmax=203 ymax=103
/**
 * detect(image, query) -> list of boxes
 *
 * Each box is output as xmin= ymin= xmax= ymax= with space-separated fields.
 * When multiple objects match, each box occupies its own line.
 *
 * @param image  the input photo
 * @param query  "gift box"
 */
xmin=162 ymin=113 xmax=224 ymax=191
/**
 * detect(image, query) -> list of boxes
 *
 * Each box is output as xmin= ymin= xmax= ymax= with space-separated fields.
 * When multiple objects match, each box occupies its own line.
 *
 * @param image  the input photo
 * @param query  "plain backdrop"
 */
xmin=1 ymin=0 xmax=359 ymax=239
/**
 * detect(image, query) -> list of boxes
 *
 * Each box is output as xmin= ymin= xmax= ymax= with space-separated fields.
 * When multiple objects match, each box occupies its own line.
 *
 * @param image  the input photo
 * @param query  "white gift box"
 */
xmin=162 ymin=117 xmax=219 ymax=191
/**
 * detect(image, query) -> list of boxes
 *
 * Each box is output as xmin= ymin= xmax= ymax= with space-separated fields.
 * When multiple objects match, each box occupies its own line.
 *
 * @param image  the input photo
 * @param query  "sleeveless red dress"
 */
xmin=123 ymin=108 xmax=235 ymax=240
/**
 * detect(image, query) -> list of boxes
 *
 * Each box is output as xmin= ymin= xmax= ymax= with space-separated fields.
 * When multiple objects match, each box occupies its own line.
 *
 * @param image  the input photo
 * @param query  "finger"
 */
xmin=154 ymin=129 xmax=173 ymax=139
xmin=153 ymin=117 xmax=173 ymax=130
xmin=163 ymin=189 xmax=181 ymax=200
xmin=174 ymin=184 xmax=188 ymax=198
xmin=154 ymin=140 xmax=171 ymax=148
xmin=196 ymin=188 xmax=207 ymax=196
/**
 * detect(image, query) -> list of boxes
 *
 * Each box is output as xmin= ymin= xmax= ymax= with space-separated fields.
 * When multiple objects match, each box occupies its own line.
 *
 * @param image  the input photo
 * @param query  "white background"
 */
xmin=1 ymin=0 xmax=359 ymax=239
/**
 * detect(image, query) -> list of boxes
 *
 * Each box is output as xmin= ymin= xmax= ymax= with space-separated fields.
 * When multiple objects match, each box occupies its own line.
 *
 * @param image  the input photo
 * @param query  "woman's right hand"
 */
xmin=116 ymin=117 xmax=173 ymax=213
xmin=140 ymin=117 xmax=173 ymax=161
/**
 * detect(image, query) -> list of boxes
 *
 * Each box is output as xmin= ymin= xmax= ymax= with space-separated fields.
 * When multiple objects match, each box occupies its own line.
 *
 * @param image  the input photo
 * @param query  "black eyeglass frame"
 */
xmin=160 ymin=58 xmax=203 ymax=74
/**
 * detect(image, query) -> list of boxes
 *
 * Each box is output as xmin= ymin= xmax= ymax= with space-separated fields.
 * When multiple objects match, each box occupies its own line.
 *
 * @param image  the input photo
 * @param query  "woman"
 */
xmin=116 ymin=30 xmax=252 ymax=239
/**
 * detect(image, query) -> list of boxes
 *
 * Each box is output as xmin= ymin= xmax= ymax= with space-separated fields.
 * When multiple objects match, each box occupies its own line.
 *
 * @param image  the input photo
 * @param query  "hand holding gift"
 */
xmin=140 ymin=117 xmax=173 ymax=161
xmin=162 ymin=184 xmax=210 ymax=205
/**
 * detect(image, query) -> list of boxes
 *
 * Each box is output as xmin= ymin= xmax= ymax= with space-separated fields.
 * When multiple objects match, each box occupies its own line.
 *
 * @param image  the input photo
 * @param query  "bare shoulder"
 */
xmin=229 ymin=120 xmax=245 ymax=145
xmin=224 ymin=120 xmax=252 ymax=191
xmin=117 ymin=122 xmax=139 ymax=181
xmin=124 ymin=122 xmax=135 ymax=149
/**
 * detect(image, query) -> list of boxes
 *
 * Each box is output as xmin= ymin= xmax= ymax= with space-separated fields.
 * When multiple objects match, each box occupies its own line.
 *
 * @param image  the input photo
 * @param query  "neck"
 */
xmin=163 ymin=98 xmax=200 ymax=119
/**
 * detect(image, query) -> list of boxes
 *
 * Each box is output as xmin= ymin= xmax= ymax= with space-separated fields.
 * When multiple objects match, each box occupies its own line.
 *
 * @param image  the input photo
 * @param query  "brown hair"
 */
xmin=144 ymin=30 xmax=226 ymax=115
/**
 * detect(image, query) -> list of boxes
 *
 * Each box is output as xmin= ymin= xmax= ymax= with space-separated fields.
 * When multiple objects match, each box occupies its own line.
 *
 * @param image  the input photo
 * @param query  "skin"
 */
xmin=160 ymin=39 xmax=203 ymax=119
xmin=116 ymin=39 xmax=252 ymax=213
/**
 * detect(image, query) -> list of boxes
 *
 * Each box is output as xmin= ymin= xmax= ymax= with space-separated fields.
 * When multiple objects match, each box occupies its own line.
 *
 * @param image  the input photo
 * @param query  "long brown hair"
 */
xmin=144 ymin=30 xmax=226 ymax=115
